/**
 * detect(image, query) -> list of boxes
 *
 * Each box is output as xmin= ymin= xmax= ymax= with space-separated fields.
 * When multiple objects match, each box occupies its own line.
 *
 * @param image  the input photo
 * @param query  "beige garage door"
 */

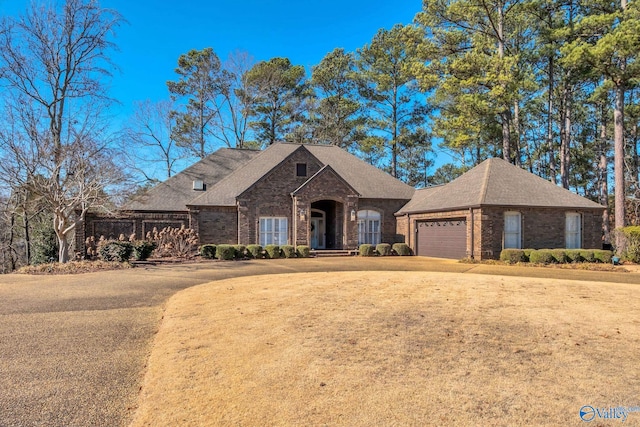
xmin=416 ymin=219 xmax=467 ymax=259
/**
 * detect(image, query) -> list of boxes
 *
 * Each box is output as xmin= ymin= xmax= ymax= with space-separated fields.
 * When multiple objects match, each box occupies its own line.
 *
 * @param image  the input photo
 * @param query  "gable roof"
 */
xmin=188 ymin=143 xmax=303 ymax=207
xmin=292 ymin=164 xmax=361 ymax=197
xmin=303 ymin=144 xmax=415 ymax=199
xmin=188 ymin=143 xmax=415 ymax=207
xmin=123 ymin=148 xmax=260 ymax=211
xmin=397 ymin=157 xmax=604 ymax=214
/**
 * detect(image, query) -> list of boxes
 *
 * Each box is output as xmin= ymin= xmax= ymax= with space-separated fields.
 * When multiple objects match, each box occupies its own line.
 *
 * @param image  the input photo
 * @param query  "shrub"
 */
xmin=614 ymin=226 xmax=640 ymax=263
xmin=579 ymin=250 xmax=596 ymax=263
xmin=565 ymin=249 xmax=584 ymax=263
xmin=281 ymin=245 xmax=296 ymax=258
xmin=98 ymin=240 xmax=133 ymax=262
xmin=32 ymin=223 xmax=59 ymax=265
xmin=146 ymin=225 xmax=199 ymax=258
xmin=551 ymin=249 xmax=568 ymax=264
xmin=200 ymin=244 xmax=217 ymax=259
xmin=296 ymin=245 xmax=310 ymax=258
xmin=523 ymin=249 xmax=534 ymax=260
xmin=529 ymin=249 xmax=555 ymax=264
xmin=215 ymin=244 xmax=236 ymax=260
xmin=593 ymin=249 xmax=613 ymax=264
xmin=265 ymin=245 xmax=281 ymax=259
xmin=132 ymin=241 xmax=157 ymax=261
xmin=376 ymin=243 xmax=392 ymax=256
xmin=234 ymin=245 xmax=247 ymax=259
xmin=246 ymin=244 xmax=263 ymax=259
xmin=500 ymin=249 xmax=527 ymax=264
xmin=392 ymin=243 xmax=411 ymax=256
xmin=359 ymin=244 xmax=375 ymax=257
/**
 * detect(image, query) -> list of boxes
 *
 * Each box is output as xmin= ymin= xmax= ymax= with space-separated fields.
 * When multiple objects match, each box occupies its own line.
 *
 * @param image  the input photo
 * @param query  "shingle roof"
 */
xmin=188 ymin=143 xmax=302 ymax=206
xmin=304 ymin=144 xmax=415 ymax=199
xmin=397 ymin=157 xmax=605 ymax=214
xmin=123 ymin=148 xmax=260 ymax=211
xmin=189 ymin=143 xmax=415 ymax=207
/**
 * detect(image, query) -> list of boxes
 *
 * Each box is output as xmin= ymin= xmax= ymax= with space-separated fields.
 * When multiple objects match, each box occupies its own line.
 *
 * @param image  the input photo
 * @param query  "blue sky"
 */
xmin=1 ymin=0 xmax=422 ymax=118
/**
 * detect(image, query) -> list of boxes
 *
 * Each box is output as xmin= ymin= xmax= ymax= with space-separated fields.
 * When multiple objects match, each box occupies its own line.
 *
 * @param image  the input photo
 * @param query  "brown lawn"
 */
xmin=130 ymin=271 xmax=640 ymax=426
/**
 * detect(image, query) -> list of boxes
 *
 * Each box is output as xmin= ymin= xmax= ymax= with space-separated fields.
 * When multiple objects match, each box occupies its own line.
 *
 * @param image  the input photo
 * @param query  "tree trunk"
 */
xmin=600 ymin=103 xmax=610 ymax=244
xmin=513 ymin=100 xmax=522 ymax=167
xmin=58 ymin=235 xmax=70 ymax=264
xmin=614 ymin=83 xmax=626 ymax=229
xmin=560 ymin=83 xmax=571 ymax=189
xmin=547 ymin=56 xmax=557 ymax=183
xmin=9 ymin=211 xmax=16 ymax=271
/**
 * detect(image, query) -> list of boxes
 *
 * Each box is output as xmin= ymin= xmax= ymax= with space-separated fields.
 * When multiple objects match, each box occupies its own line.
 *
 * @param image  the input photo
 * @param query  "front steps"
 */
xmin=310 ymin=249 xmax=358 ymax=257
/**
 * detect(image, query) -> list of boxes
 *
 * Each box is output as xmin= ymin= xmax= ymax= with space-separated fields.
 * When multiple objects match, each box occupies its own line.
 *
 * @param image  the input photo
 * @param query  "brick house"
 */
xmin=80 ymin=143 xmax=415 ymax=251
xmin=81 ymin=146 xmax=605 ymax=259
xmin=395 ymin=158 xmax=606 ymax=260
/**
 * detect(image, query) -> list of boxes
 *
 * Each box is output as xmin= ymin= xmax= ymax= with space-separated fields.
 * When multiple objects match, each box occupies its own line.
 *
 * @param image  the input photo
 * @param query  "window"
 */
xmin=504 ymin=212 xmax=521 ymax=249
xmin=358 ymin=210 xmax=381 ymax=245
xmin=566 ymin=212 xmax=581 ymax=249
xmin=259 ymin=217 xmax=288 ymax=246
xmin=296 ymin=163 xmax=307 ymax=177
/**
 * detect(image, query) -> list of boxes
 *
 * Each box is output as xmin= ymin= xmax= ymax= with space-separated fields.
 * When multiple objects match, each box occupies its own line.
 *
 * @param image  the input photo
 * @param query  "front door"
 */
xmin=310 ymin=210 xmax=326 ymax=249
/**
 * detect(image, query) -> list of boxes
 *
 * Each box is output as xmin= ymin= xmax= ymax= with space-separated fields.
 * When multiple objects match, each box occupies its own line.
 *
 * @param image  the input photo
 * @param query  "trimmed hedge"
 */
xmin=281 ymin=245 xmax=297 ymax=258
xmin=499 ymin=249 xmax=527 ymax=264
xmin=376 ymin=243 xmax=392 ymax=256
xmin=200 ymin=244 xmax=217 ymax=259
xmin=593 ymin=249 xmax=613 ymax=263
xmin=296 ymin=245 xmax=310 ymax=258
xmin=529 ymin=250 xmax=556 ymax=264
xmin=392 ymin=243 xmax=411 ymax=256
xmin=565 ymin=249 xmax=584 ymax=263
xmin=98 ymin=241 xmax=133 ymax=262
xmin=234 ymin=245 xmax=247 ymax=259
xmin=579 ymin=250 xmax=596 ymax=263
xmin=215 ymin=244 xmax=236 ymax=261
xmin=265 ymin=245 xmax=281 ymax=259
xmin=246 ymin=244 xmax=263 ymax=259
xmin=359 ymin=244 xmax=375 ymax=257
xmin=511 ymin=248 xmax=613 ymax=265
xmin=551 ymin=249 xmax=568 ymax=264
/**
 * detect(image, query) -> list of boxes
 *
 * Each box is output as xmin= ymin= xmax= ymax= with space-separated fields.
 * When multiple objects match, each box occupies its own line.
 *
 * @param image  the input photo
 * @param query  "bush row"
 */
xmin=500 ymin=248 xmax=613 ymax=264
xmin=359 ymin=243 xmax=412 ymax=257
xmin=199 ymin=244 xmax=311 ymax=260
xmin=97 ymin=240 xmax=157 ymax=263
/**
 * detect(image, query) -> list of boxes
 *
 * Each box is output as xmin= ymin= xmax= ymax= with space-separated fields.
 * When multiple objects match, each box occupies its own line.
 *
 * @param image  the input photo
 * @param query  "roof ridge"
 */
xmin=478 ymin=158 xmax=493 ymax=205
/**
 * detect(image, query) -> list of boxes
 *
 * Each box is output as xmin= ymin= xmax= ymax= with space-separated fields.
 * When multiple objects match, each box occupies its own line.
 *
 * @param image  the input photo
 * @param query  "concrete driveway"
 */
xmin=0 ymin=257 xmax=637 ymax=426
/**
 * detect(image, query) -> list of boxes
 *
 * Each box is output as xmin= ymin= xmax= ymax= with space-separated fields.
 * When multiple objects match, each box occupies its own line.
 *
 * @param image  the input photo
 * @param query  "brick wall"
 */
xmin=398 ymin=206 xmax=604 ymax=260
xmin=197 ymin=207 xmax=238 ymax=244
xmin=359 ymin=198 xmax=411 ymax=244
xmin=238 ymin=149 xmax=324 ymax=246
xmin=80 ymin=211 xmax=188 ymax=255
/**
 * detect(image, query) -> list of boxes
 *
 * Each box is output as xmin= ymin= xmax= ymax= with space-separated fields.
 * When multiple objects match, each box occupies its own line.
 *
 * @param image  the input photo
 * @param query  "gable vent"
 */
xmin=193 ymin=179 xmax=204 ymax=191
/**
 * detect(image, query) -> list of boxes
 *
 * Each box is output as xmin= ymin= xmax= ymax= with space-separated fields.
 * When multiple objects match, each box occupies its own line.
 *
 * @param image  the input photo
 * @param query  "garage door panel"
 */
xmin=416 ymin=219 xmax=467 ymax=259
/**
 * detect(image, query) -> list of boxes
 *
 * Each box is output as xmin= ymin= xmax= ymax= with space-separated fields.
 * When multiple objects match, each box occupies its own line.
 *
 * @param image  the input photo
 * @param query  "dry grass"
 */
xmin=16 ymin=260 xmax=131 ymax=275
xmin=131 ymin=271 xmax=640 ymax=426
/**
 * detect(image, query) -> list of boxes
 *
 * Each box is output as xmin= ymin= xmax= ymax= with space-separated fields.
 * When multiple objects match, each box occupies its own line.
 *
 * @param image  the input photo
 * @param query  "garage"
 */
xmin=416 ymin=219 xmax=467 ymax=259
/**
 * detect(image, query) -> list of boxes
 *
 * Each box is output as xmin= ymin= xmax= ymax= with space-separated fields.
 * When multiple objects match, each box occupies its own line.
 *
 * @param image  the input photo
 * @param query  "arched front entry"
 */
xmin=310 ymin=200 xmax=344 ymax=249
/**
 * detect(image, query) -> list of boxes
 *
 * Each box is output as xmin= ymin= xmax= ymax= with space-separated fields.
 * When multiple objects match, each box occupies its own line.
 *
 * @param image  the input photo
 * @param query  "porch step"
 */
xmin=311 ymin=249 xmax=358 ymax=257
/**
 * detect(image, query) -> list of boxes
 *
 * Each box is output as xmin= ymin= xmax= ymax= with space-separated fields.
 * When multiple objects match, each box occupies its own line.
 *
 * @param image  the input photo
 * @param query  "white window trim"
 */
xmin=565 ymin=212 xmax=582 ymax=249
xmin=259 ymin=217 xmax=288 ymax=246
xmin=504 ymin=211 xmax=522 ymax=249
xmin=358 ymin=210 xmax=381 ymax=245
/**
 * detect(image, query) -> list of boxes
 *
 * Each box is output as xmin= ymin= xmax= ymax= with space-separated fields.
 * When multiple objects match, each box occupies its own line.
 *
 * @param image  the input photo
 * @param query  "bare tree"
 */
xmin=0 ymin=0 xmax=125 ymax=263
xmin=122 ymin=99 xmax=183 ymax=182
